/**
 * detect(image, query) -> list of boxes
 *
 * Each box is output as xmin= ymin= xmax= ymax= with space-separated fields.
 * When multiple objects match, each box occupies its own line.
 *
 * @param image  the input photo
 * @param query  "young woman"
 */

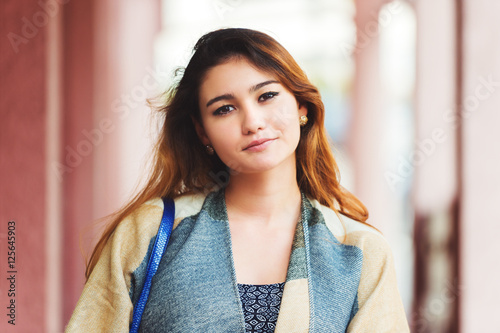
xmin=66 ymin=28 xmax=409 ymax=332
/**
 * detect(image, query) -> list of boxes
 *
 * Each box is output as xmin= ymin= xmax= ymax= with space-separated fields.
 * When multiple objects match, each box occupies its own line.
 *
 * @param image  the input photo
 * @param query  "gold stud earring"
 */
xmin=205 ymin=145 xmax=214 ymax=155
xmin=299 ymin=115 xmax=308 ymax=127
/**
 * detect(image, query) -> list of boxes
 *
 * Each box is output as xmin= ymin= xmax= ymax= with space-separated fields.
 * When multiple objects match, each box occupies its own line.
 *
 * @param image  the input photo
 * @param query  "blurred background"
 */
xmin=1 ymin=0 xmax=499 ymax=332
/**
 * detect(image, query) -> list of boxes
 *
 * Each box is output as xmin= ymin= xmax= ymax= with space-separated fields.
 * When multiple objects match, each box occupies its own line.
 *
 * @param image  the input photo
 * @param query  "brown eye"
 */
xmin=258 ymin=92 xmax=279 ymax=102
xmin=213 ymin=105 xmax=235 ymax=116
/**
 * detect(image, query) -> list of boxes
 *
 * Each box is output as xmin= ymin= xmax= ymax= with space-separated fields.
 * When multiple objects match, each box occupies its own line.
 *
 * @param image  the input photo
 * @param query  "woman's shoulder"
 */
xmin=123 ymin=191 xmax=209 ymax=229
xmin=110 ymin=191 xmax=209 ymax=246
xmin=306 ymin=197 xmax=391 ymax=254
xmin=171 ymin=191 xmax=209 ymax=223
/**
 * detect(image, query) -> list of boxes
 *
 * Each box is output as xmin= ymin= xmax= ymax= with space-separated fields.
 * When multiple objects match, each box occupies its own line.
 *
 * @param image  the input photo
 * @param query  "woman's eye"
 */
xmin=213 ymin=105 xmax=235 ymax=116
xmin=259 ymin=91 xmax=279 ymax=102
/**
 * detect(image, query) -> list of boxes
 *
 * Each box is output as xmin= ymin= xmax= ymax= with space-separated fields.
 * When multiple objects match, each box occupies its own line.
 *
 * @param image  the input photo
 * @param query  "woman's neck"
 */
xmin=224 ymin=162 xmax=302 ymax=228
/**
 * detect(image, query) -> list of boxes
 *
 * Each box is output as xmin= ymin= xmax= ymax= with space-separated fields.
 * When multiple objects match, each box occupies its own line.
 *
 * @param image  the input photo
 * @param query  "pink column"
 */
xmin=0 ymin=0 xmax=162 ymax=331
xmin=350 ymin=0 xmax=393 ymax=233
xmin=460 ymin=0 xmax=500 ymax=331
xmin=412 ymin=1 xmax=460 ymax=331
xmin=62 ymin=0 xmax=162 ymax=326
xmin=60 ymin=0 xmax=96 ymax=325
xmin=92 ymin=0 xmax=162 ymax=220
xmin=0 ymin=1 xmax=51 ymax=331
xmin=112 ymin=0 xmax=162 ymax=208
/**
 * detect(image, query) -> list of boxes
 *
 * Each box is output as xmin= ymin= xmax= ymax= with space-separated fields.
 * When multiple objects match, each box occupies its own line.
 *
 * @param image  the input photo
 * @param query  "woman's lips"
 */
xmin=243 ymin=138 xmax=276 ymax=152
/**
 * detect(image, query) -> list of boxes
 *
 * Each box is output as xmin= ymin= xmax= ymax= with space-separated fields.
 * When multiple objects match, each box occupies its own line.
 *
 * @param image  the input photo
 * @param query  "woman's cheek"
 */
xmin=270 ymin=103 xmax=297 ymax=130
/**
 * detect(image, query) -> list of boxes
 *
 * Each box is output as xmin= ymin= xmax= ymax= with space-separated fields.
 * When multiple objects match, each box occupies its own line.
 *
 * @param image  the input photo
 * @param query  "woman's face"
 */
xmin=196 ymin=57 xmax=307 ymax=175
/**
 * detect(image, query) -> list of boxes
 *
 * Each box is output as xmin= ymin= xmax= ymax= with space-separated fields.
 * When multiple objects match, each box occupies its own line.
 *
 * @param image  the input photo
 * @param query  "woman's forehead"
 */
xmin=200 ymin=58 xmax=279 ymax=94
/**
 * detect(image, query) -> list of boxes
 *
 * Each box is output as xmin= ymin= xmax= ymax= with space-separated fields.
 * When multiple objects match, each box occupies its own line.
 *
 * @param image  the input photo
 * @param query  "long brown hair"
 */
xmin=85 ymin=28 xmax=369 ymax=280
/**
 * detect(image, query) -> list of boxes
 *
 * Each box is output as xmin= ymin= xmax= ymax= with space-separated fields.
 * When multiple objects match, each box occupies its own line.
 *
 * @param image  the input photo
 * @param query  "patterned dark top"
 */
xmin=237 ymin=282 xmax=286 ymax=333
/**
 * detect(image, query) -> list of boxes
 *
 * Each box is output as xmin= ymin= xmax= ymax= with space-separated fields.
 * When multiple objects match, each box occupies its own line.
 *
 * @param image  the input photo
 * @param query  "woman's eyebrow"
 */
xmin=206 ymin=93 xmax=234 ymax=108
xmin=249 ymin=80 xmax=279 ymax=93
xmin=205 ymin=80 xmax=279 ymax=108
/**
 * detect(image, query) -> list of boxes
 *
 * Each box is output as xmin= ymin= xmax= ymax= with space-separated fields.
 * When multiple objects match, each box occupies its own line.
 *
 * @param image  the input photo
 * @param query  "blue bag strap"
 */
xmin=130 ymin=197 xmax=175 ymax=333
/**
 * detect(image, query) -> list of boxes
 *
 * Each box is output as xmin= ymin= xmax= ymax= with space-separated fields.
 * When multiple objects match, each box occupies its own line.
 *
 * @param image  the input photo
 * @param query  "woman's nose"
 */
xmin=240 ymin=102 xmax=266 ymax=134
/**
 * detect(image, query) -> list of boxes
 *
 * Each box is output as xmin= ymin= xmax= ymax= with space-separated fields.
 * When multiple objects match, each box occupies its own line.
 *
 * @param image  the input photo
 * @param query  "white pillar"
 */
xmin=461 ymin=1 xmax=500 ymax=331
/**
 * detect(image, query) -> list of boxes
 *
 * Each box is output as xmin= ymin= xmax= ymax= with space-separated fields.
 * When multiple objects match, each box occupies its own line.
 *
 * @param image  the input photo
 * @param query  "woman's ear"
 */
xmin=191 ymin=116 xmax=210 ymax=145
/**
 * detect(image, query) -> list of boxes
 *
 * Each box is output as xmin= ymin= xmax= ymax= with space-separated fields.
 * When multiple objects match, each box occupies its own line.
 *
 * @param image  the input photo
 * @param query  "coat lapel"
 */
xmin=277 ymin=195 xmax=364 ymax=332
xmin=305 ymin=198 xmax=363 ymax=332
xmin=275 ymin=192 xmax=311 ymax=332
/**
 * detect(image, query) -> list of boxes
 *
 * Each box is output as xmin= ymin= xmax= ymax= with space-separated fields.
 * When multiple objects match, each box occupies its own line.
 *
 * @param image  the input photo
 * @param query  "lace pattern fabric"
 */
xmin=237 ymin=282 xmax=285 ymax=333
